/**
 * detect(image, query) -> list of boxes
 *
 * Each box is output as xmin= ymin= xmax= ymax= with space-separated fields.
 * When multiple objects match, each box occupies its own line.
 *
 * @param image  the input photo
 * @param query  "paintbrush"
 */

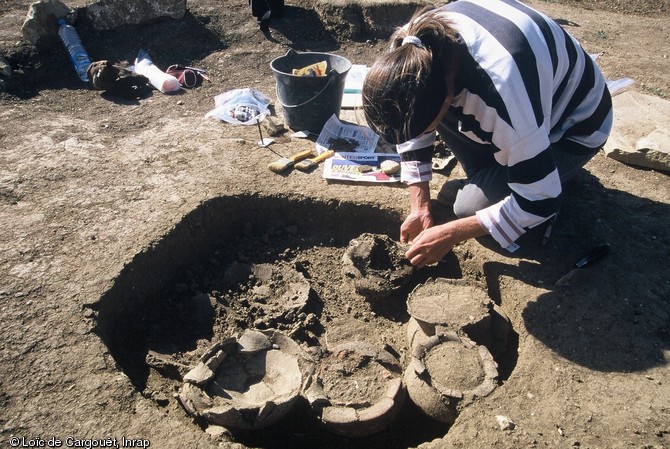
xmin=294 ymin=150 xmax=335 ymax=171
xmin=268 ymin=149 xmax=314 ymax=173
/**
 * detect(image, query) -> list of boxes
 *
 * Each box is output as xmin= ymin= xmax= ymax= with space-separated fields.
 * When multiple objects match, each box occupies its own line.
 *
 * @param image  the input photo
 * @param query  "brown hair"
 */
xmin=362 ymin=7 xmax=460 ymax=144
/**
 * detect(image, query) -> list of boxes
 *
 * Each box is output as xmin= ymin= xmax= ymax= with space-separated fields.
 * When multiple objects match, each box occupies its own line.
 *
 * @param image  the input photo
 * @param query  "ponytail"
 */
xmin=363 ymin=8 xmax=459 ymax=144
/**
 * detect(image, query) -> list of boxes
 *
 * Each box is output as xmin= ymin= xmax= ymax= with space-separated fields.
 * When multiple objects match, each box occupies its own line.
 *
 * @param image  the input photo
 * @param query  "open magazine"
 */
xmin=316 ymin=115 xmax=401 ymax=183
xmin=321 ymin=152 xmax=401 ymax=183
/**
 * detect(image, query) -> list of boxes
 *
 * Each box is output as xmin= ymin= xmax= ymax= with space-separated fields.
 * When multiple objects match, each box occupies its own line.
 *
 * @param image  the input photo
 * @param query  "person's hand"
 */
xmin=400 ymin=210 xmax=433 ymax=244
xmin=405 ymin=216 xmax=489 ymax=268
xmin=405 ymin=223 xmax=454 ymax=267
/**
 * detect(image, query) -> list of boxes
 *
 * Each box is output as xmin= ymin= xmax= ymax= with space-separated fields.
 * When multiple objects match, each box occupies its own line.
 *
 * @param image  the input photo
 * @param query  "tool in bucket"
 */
xmin=295 ymin=150 xmax=335 ymax=171
xmin=268 ymin=149 xmax=314 ymax=173
xmin=270 ymin=49 xmax=352 ymax=134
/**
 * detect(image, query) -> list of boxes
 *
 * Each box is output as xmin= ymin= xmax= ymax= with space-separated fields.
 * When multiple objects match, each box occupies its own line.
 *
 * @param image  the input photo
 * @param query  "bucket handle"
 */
xmin=276 ymin=72 xmax=340 ymax=109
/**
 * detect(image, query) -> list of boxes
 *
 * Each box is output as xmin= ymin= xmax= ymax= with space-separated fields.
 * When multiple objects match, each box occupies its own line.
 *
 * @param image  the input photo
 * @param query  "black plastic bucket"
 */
xmin=270 ymin=49 xmax=352 ymax=134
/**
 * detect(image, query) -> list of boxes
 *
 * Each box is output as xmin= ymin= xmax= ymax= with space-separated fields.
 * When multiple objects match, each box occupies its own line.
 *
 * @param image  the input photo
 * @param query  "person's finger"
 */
xmin=415 ymin=255 xmax=428 ymax=269
xmin=407 ymin=246 xmax=426 ymax=267
xmin=405 ymin=245 xmax=417 ymax=259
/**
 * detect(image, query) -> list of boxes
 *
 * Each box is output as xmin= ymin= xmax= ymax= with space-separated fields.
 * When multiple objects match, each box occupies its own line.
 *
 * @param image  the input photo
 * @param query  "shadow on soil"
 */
xmin=264 ymin=6 xmax=340 ymax=51
xmin=6 ymin=10 xmax=227 ymax=98
xmin=472 ymin=169 xmax=670 ymax=373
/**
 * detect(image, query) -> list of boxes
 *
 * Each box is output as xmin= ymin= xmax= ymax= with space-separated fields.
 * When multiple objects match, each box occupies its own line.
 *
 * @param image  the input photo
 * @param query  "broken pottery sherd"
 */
xmin=178 ymin=329 xmax=313 ymax=430
xmin=249 ymin=263 xmax=312 ymax=320
xmin=341 ymin=233 xmax=414 ymax=300
xmin=237 ymin=329 xmax=272 ymax=353
xmin=404 ymin=332 xmax=498 ymax=424
xmin=303 ymin=341 xmax=406 ymax=437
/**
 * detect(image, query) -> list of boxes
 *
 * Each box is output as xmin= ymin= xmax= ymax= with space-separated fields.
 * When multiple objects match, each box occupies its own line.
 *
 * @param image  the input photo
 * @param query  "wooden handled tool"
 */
xmin=294 ymin=150 xmax=335 ymax=171
xmin=268 ymin=149 xmax=314 ymax=173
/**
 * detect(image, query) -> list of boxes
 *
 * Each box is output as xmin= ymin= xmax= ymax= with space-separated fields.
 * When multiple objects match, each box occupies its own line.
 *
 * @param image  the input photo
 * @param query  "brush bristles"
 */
xmin=268 ymin=158 xmax=292 ymax=173
xmin=294 ymin=160 xmax=314 ymax=171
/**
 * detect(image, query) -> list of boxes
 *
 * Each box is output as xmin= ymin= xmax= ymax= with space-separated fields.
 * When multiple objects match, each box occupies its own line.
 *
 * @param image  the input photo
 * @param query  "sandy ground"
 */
xmin=1 ymin=0 xmax=669 ymax=448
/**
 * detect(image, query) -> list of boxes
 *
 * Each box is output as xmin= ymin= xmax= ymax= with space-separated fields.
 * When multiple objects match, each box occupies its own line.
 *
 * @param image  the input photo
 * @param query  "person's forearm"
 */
xmin=443 ymin=215 xmax=489 ymax=242
xmin=408 ymin=182 xmax=431 ymax=214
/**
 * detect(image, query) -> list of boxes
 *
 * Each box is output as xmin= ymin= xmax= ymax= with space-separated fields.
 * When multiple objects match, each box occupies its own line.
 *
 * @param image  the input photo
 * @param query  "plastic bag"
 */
xmin=205 ymin=88 xmax=271 ymax=125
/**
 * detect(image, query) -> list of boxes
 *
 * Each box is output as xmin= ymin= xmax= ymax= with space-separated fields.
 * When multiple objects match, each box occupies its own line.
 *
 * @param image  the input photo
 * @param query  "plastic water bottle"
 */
xmin=57 ymin=19 xmax=91 ymax=82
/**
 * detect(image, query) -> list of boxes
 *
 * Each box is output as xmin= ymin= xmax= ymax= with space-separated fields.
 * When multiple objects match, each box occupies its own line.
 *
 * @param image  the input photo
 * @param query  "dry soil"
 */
xmin=0 ymin=1 xmax=669 ymax=448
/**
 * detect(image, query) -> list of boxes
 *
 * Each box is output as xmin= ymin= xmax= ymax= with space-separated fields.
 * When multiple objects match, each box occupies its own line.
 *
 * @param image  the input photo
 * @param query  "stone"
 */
xmin=85 ymin=0 xmax=187 ymax=31
xmin=262 ymin=116 xmax=285 ymax=136
xmin=603 ymin=91 xmax=670 ymax=172
xmin=21 ymin=0 xmax=73 ymax=47
xmin=0 ymin=57 xmax=12 ymax=79
xmin=496 ymin=415 xmax=516 ymax=431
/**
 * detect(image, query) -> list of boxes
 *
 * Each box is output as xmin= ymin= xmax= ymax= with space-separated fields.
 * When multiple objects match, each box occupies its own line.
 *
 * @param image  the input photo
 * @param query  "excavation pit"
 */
xmin=92 ymin=194 xmax=518 ymax=448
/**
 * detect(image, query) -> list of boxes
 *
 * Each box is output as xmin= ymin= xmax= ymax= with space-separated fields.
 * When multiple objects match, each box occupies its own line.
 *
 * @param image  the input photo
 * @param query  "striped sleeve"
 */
xmin=440 ymin=0 xmax=612 ymax=248
xmin=396 ymin=131 xmax=435 ymax=184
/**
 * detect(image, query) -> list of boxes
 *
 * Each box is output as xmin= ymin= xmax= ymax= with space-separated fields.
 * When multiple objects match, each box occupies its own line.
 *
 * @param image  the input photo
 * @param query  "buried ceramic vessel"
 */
xmin=178 ymin=329 xmax=313 ymax=430
xmin=341 ymin=233 xmax=414 ymax=300
xmin=303 ymin=341 xmax=406 ymax=437
xmin=406 ymin=277 xmax=512 ymax=359
xmin=404 ymin=332 xmax=498 ymax=424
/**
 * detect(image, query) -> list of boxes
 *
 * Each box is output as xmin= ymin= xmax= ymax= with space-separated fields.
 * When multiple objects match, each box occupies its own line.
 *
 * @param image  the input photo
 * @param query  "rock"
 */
xmin=263 ymin=116 xmax=285 ymax=136
xmin=380 ymin=159 xmax=400 ymax=175
xmin=496 ymin=414 xmax=516 ymax=431
xmin=0 ymin=57 xmax=12 ymax=79
xmin=21 ymin=0 xmax=74 ymax=47
xmin=315 ymin=0 xmax=426 ymax=41
xmin=85 ymin=0 xmax=187 ymax=31
xmin=603 ymin=91 xmax=670 ymax=172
